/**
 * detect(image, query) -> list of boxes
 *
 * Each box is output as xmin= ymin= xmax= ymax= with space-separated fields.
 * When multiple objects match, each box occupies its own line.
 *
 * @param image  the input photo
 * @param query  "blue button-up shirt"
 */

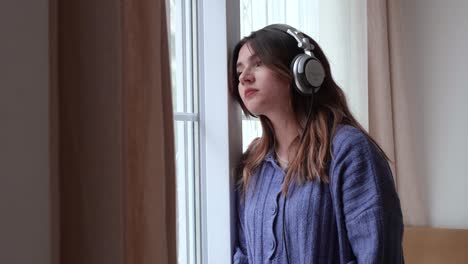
xmin=233 ymin=125 xmax=404 ymax=263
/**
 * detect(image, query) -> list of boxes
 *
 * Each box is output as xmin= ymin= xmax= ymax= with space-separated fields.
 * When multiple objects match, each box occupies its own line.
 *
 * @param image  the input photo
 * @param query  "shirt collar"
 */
xmin=264 ymin=148 xmax=277 ymax=164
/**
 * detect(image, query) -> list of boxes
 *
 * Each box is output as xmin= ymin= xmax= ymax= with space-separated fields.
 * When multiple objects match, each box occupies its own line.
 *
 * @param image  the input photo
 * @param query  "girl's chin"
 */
xmin=244 ymin=101 xmax=262 ymax=113
xmin=245 ymin=106 xmax=262 ymax=116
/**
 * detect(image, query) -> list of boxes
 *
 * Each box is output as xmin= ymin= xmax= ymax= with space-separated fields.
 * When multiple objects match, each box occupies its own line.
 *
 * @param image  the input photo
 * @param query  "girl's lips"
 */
xmin=245 ymin=89 xmax=258 ymax=97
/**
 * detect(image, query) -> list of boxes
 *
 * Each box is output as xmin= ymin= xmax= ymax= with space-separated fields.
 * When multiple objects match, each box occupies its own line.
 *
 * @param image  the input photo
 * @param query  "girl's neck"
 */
xmin=268 ymin=113 xmax=302 ymax=163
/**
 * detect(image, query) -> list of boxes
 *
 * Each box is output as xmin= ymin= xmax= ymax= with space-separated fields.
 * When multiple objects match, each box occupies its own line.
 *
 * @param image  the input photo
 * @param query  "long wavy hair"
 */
xmin=229 ymin=24 xmax=388 ymax=197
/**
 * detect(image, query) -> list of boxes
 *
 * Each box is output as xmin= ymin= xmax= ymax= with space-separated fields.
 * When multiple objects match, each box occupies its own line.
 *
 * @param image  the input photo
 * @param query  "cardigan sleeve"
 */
xmin=331 ymin=128 xmax=405 ymax=263
xmin=233 ymin=185 xmax=249 ymax=264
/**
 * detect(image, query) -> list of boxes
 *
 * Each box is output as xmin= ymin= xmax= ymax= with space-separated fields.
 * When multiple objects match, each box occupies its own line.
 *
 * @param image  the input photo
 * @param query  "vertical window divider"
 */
xmin=198 ymin=0 xmax=241 ymax=262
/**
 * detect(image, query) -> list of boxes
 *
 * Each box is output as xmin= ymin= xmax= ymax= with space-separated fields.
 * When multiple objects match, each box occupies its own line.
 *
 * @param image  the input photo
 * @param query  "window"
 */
xmin=170 ymin=0 xmax=239 ymax=263
xmin=169 ymin=0 xmax=201 ymax=263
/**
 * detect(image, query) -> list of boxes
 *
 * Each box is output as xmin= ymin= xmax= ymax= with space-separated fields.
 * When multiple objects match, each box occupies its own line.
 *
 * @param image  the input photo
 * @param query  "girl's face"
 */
xmin=236 ymin=43 xmax=291 ymax=117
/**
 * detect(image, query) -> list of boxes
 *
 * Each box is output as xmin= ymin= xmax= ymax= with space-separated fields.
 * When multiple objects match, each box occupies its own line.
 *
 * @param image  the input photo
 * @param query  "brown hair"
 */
xmin=229 ymin=24 xmax=388 ymax=197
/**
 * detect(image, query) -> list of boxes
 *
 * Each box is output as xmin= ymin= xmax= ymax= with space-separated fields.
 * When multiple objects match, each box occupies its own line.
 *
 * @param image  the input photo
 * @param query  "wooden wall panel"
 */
xmin=404 ymin=227 xmax=468 ymax=263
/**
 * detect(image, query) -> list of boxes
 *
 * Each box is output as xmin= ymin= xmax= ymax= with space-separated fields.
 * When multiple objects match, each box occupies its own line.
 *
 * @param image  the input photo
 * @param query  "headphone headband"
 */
xmin=263 ymin=24 xmax=314 ymax=54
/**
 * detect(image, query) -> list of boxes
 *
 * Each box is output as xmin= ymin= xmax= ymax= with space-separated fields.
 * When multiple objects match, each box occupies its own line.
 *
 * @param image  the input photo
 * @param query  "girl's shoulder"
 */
xmin=333 ymin=124 xmax=367 ymax=145
xmin=331 ymin=124 xmax=378 ymax=158
xmin=330 ymin=124 xmax=391 ymax=181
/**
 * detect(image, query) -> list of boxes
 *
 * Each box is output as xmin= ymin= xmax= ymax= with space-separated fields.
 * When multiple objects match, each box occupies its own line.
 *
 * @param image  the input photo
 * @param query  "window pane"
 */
xmin=242 ymin=118 xmax=262 ymax=152
xmin=174 ymin=120 xmax=197 ymax=264
xmin=170 ymin=0 xmax=197 ymax=115
xmin=174 ymin=120 xmax=188 ymax=264
xmin=169 ymin=0 xmax=180 ymax=113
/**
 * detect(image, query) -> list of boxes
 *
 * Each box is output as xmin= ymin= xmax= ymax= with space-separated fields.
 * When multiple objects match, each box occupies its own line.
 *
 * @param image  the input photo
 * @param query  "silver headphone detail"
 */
xmin=266 ymin=24 xmax=326 ymax=96
xmin=285 ymin=27 xmax=325 ymax=95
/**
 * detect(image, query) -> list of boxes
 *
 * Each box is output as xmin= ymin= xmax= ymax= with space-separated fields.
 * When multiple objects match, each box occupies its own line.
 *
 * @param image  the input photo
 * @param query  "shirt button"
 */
xmin=270 ymin=205 xmax=277 ymax=215
xmin=269 ymin=239 xmax=276 ymax=250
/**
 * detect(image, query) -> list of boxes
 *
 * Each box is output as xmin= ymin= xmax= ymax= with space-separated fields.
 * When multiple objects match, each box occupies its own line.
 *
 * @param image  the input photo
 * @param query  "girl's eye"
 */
xmin=255 ymin=61 xmax=262 ymax=67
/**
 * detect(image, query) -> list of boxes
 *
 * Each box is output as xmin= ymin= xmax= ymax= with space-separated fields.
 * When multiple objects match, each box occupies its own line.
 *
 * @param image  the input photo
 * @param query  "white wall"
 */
xmin=400 ymin=0 xmax=468 ymax=228
xmin=0 ymin=0 xmax=51 ymax=263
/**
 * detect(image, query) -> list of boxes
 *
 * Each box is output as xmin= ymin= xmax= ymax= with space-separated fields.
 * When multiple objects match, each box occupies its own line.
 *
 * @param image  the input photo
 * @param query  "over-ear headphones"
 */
xmin=263 ymin=24 xmax=326 ymax=96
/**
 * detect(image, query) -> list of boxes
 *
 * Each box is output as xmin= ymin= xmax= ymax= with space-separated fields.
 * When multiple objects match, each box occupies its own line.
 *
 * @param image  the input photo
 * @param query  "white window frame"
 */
xmin=197 ymin=0 xmax=241 ymax=263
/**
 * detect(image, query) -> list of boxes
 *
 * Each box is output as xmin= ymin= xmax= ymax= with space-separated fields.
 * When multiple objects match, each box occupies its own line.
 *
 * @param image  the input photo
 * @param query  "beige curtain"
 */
xmin=122 ymin=0 xmax=177 ymax=263
xmin=52 ymin=0 xmax=176 ymax=263
xmin=367 ymin=0 xmax=429 ymax=226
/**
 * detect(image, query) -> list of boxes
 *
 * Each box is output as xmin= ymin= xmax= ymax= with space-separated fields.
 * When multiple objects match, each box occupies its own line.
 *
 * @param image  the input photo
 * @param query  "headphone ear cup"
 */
xmin=291 ymin=54 xmax=314 ymax=95
xmin=291 ymin=54 xmax=325 ymax=95
xmin=304 ymin=57 xmax=325 ymax=88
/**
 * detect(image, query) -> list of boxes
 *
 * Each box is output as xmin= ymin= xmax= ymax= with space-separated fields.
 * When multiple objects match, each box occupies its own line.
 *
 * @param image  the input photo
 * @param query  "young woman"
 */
xmin=229 ymin=24 xmax=404 ymax=263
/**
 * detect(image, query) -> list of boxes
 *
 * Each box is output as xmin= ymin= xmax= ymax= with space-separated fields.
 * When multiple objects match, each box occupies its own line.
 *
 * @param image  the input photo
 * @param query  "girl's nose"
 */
xmin=239 ymin=68 xmax=255 ymax=84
